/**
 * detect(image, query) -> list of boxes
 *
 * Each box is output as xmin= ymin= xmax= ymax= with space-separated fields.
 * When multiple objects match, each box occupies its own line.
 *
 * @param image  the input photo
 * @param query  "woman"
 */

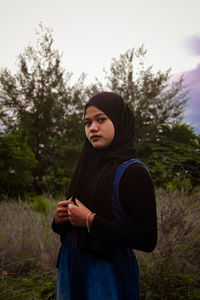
xmin=52 ymin=92 xmax=157 ymax=300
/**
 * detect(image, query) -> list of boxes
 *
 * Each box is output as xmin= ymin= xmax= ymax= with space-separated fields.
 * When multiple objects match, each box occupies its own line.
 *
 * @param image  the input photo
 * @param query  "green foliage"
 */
xmin=0 ymin=272 xmax=56 ymax=299
xmin=0 ymin=130 xmax=37 ymax=199
xmin=42 ymin=141 xmax=82 ymax=197
xmin=139 ymin=124 xmax=200 ymax=189
xmin=43 ymin=169 xmax=71 ymax=197
xmin=165 ymin=123 xmax=198 ymax=145
xmin=170 ymin=273 xmax=199 ymax=300
xmin=166 ymin=177 xmax=192 ymax=193
xmin=0 ymin=24 xmax=199 ymax=196
xmin=31 ymin=196 xmax=50 ymax=214
xmin=0 ymin=23 xmax=85 ymax=195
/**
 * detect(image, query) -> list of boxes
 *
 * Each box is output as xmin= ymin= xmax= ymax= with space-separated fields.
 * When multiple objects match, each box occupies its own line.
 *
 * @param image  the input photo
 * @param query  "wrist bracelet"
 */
xmin=86 ymin=211 xmax=96 ymax=233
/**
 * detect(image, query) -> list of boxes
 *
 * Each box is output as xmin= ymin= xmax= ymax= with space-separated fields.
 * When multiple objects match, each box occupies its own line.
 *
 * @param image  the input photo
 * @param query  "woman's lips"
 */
xmin=90 ymin=135 xmax=101 ymax=141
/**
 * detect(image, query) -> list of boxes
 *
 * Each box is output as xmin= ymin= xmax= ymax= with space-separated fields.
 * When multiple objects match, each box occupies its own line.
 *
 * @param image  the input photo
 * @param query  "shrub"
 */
xmin=30 ymin=196 xmax=50 ymax=214
xmin=0 ymin=200 xmax=60 ymax=275
xmin=0 ymin=271 xmax=56 ymax=299
xmin=136 ymin=188 xmax=200 ymax=299
xmin=166 ymin=176 xmax=192 ymax=193
xmin=0 ymin=130 xmax=37 ymax=200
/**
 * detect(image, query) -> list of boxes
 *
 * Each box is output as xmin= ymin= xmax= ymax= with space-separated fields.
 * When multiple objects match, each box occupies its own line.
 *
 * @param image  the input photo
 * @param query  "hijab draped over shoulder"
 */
xmin=68 ymin=92 xmax=136 ymax=222
xmin=65 ymin=92 xmax=136 ymax=256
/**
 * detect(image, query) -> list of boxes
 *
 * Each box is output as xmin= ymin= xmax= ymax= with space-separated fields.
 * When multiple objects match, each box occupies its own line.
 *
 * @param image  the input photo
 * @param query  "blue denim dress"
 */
xmin=56 ymin=159 xmax=140 ymax=300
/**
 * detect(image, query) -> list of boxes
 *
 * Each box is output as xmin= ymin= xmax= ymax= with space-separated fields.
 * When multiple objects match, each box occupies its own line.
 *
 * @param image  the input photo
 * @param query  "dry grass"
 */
xmin=0 ymin=189 xmax=200 ymax=299
xmin=136 ymin=188 xmax=200 ymax=299
xmin=0 ymin=199 xmax=60 ymax=274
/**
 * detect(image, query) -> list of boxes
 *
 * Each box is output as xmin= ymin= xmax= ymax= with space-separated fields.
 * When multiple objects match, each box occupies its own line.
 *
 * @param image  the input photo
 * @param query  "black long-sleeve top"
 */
xmin=89 ymin=163 xmax=157 ymax=252
xmin=52 ymin=163 xmax=157 ymax=253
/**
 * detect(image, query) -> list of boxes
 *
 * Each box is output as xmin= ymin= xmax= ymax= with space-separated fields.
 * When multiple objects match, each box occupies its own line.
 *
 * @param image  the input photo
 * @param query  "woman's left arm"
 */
xmin=89 ymin=163 xmax=157 ymax=252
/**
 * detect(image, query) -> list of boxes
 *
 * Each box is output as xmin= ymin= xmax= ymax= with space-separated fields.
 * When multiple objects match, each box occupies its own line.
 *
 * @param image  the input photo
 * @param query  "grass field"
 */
xmin=0 ymin=189 xmax=200 ymax=299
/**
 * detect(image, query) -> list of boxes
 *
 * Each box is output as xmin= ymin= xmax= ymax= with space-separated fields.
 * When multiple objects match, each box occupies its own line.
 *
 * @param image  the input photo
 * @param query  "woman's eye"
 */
xmin=98 ymin=118 xmax=106 ymax=123
xmin=84 ymin=121 xmax=91 ymax=127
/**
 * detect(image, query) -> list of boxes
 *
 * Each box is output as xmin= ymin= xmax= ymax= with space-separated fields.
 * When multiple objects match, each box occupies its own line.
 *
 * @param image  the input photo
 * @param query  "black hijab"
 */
xmin=67 ymin=92 xmax=136 ymax=220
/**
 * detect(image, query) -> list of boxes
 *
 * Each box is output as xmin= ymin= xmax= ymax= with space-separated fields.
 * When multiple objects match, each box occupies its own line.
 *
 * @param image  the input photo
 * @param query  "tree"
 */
xmin=0 ymin=24 xmax=85 ymax=193
xmin=87 ymin=47 xmax=200 ymax=189
xmin=0 ymin=130 xmax=37 ymax=199
xmin=100 ymin=46 xmax=188 ymax=143
xmin=142 ymin=124 xmax=200 ymax=188
xmin=0 ymin=29 xmax=198 ymax=194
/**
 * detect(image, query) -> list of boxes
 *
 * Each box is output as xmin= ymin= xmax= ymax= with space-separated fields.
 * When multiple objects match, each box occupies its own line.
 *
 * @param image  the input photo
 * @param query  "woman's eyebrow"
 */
xmin=84 ymin=113 xmax=105 ymax=120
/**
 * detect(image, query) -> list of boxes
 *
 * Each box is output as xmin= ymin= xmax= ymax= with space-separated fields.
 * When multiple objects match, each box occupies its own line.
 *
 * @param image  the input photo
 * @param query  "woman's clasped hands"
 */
xmin=54 ymin=198 xmax=95 ymax=229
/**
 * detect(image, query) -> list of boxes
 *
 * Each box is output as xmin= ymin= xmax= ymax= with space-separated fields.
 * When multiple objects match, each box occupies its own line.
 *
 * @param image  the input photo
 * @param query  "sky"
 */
xmin=0 ymin=0 xmax=200 ymax=133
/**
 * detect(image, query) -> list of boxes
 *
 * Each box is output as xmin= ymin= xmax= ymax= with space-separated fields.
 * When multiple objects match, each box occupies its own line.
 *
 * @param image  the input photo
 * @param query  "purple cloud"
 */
xmin=182 ymin=63 xmax=200 ymax=134
xmin=176 ymin=35 xmax=200 ymax=134
xmin=183 ymin=35 xmax=200 ymax=56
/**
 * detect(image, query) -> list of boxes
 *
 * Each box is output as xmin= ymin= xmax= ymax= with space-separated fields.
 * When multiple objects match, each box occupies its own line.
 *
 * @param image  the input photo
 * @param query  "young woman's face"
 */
xmin=84 ymin=105 xmax=115 ymax=149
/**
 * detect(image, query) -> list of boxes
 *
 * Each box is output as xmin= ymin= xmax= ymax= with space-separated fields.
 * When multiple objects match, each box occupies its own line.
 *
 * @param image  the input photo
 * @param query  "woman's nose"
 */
xmin=90 ymin=121 xmax=98 ymax=132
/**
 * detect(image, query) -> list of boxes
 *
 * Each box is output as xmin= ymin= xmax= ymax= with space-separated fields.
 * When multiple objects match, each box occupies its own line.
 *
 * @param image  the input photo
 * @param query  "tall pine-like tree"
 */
xmin=0 ymin=24 xmax=84 ymax=193
xmin=101 ymin=46 xmax=188 ymax=143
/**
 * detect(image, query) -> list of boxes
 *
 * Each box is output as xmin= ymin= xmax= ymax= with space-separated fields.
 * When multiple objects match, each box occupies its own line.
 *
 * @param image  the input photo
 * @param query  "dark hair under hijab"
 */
xmin=66 ymin=92 xmax=136 ymax=257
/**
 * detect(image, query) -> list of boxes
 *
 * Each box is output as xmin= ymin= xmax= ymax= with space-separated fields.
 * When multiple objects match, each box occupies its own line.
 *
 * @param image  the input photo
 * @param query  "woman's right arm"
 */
xmin=51 ymin=199 xmax=73 ymax=235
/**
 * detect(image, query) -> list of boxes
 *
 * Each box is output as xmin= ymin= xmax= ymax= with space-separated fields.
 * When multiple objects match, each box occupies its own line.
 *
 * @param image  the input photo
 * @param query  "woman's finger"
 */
xmin=75 ymin=199 xmax=83 ymax=207
xmin=68 ymin=203 xmax=76 ymax=211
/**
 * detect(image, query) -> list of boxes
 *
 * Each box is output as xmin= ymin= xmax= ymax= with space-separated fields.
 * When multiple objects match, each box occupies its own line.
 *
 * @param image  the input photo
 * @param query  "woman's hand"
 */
xmin=54 ymin=199 xmax=74 ymax=224
xmin=68 ymin=199 xmax=95 ymax=228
